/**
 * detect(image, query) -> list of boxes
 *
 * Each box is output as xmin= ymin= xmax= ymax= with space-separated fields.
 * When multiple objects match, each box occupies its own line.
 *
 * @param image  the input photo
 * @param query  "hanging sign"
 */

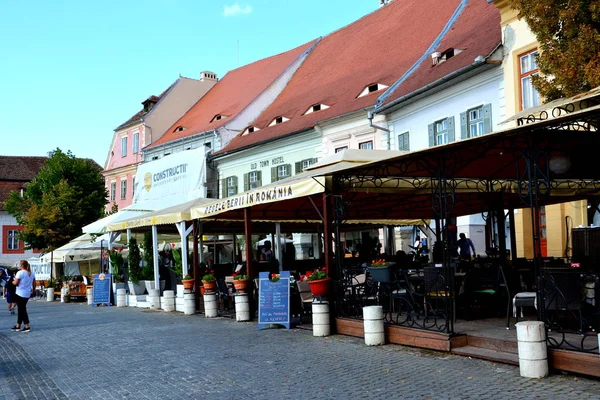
xmin=258 ymin=271 xmax=290 ymax=330
xmin=92 ymin=273 xmax=112 ymax=307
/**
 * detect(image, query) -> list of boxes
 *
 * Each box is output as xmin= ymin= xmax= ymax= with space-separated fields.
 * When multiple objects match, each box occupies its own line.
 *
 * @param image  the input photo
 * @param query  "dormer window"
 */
xmin=242 ymin=126 xmax=260 ymax=136
xmin=304 ymin=103 xmax=330 ymax=115
xmin=211 ymin=114 xmax=228 ymax=123
xmin=268 ymin=116 xmax=290 ymax=127
xmin=432 ymin=48 xmax=464 ymax=66
xmin=173 ymin=126 xmax=185 ymax=133
xmin=357 ymin=83 xmax=389 ymax=98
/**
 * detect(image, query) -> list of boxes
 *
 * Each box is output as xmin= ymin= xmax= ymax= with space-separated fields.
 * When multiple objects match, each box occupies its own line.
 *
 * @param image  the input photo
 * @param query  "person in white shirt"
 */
xmin=11 ymin=260 xmax=35 ymax=333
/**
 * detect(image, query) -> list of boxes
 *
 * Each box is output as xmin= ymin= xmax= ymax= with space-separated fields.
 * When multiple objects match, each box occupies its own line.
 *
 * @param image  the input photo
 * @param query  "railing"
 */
xmin=541 ymin=269 xmax=600 ymax=353
xmin=338 ymin=266 xmax=454 ymax=334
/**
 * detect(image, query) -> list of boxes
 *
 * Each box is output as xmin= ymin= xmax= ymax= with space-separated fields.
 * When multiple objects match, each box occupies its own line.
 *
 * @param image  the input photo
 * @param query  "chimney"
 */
xmin=200 ymin=71 xmax=218 ymax=82
xmin=431 ymin=52 xmax=441 ymax=66
xmin=379 ymin=0 xmax=392 ymax=7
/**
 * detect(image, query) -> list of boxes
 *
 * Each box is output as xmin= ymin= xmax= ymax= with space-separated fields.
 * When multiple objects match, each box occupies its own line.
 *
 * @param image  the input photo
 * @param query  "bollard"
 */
xmin=87 ymin=288 xmax=93 ymax=305
xmin=183 ymin=293 xmax=196 ymax=315
xmin=363 ymin=305 xmax=385 ymax=346
xmin=163 ymin=290 xmax=175 ymax=312
xmin=148 ymin=289 xmax=160 ymax=310
xmin=47 ymin=288 xmax=54 ymax=302
xmin=516 ymin=321 xmax=548 ymax=378
xmin=116 ymin=289 xmax=127 ymax=307
xmin=312 ymin=301 xmax=330 ymax=337
xmin=60 ymin=287 xmax=68 ymax=303
xmin=234 ymin=293 xmax=250 ymax=322
xmin=203 ymin=293 xmax=218 ymax=318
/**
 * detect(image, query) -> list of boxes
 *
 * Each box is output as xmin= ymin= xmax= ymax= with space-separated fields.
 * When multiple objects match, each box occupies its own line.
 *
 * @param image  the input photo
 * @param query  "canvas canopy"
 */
xmin=40 ymin=233 xmax=125 ymax=263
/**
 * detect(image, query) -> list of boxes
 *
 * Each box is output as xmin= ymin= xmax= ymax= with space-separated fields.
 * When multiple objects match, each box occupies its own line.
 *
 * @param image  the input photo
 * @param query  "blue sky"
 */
xmin=0 ymin=1 xmax=377 ymax=166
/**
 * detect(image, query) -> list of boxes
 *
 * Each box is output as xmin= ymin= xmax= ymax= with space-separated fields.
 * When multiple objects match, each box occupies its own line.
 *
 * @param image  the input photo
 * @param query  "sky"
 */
xmin=0 ymin=0 xmax=377 ymax=166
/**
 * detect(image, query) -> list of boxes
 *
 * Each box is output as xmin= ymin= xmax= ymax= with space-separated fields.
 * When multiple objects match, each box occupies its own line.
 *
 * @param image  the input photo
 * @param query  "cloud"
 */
xmin=224 ymin=3 xmax=253 ymax=17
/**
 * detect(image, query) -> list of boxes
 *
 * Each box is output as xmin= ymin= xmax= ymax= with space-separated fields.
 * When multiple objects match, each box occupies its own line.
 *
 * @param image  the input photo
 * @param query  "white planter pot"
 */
xmin=144 ymin=280 xmax=166 ymax=294
xmin=128 ymin=281 xmax=145 ymax=295
xmin=112 ymin=282 xmax=126 ymax=294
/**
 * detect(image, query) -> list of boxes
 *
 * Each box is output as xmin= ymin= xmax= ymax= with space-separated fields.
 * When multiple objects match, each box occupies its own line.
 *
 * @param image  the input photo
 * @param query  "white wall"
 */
xmin=317 ymin=111 xmax=390 ymax=158
xmin=217 ymin=130 xmax=321 ymax=193
xmin=387 ymin=66 xmax=503 ymax=152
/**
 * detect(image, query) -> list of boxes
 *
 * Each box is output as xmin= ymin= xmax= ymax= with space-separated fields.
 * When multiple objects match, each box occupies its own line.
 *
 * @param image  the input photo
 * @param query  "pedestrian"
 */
xmin=11 ymin=260 xmax=35 ymax=333
xmin=457 ymin=233 xmax=476 ymax=260
xmin=5 ymin=270 xmax=17 ymax=315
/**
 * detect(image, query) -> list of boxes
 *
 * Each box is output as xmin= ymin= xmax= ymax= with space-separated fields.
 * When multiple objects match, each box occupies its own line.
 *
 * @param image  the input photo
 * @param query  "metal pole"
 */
xmin=275 ymin=222 xmax=283 ymax=271
xmin=151 ymin=225 xmax=159 ymax=291
xmin=509 ymin=209 xmax=518 ymax=260
xmin=180 ymin=221 xmax=189 ymax=277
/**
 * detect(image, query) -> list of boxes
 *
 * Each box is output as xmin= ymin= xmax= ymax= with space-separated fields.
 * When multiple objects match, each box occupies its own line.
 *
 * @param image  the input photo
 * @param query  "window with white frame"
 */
xmin=227 ymin=177 xmax=236 ymax=197
xmin=428 ymin=117 xmax=455 ymax=147
xmin=121 ymin=136 xmax=128 ymax=157
xmin=398 ymin=132 xmax=409 ymax=151
xmin=468 ymin=107 xmax=485 ymax=137
xmin=277 ymin=165 xmax=289 ymax=179
xmin=359 ymin=140 xmax=373 ymax=150
xmin=120 ymin=179 xmax=127 ymax=200
xmin=460 ymin=104 xmax=492 ymax=139
xmin=110 ymin=182 xmax=116 ymax=201
xmin=249 ymin=171 xmax=259 ymax=189
xmin=520 ymin=50 xmax=541 ymax=110
xmin=435 ymin=119 xmax=449 ymax=145
xmin=7 ymin=230 xmax=19 ymax=250
xmin=133 ymin=132 xmax=139 ymax=154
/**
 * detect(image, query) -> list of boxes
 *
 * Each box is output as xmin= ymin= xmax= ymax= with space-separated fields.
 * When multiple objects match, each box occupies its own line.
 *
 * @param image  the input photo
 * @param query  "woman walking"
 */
xmin=11 ymin=260 xmax=35 ymax=332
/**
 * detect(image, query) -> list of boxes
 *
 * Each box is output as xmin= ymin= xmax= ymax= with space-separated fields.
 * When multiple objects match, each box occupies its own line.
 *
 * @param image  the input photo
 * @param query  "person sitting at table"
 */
xmin=457 ymin=233 xmax=476 ymax=260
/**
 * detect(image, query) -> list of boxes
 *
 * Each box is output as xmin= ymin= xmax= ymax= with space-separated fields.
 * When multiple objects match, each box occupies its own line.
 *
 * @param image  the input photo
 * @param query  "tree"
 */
xmin=508 ymin=0 xmax=600 ymax=101
xmin=5 ymin=148 xmax=108 ymax=250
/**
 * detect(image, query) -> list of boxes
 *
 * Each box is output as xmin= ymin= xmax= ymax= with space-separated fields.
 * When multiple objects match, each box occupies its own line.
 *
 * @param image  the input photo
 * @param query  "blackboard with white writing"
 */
xmin=258 ymin=271 xmax=290 ymax=330
xmin=92 ymin=273 xmax=112 ymax=307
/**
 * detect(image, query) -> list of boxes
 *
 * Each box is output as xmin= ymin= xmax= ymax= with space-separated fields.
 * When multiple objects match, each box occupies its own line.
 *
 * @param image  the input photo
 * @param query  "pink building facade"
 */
xmin=102 ymin=74 xmax=218 ymax=212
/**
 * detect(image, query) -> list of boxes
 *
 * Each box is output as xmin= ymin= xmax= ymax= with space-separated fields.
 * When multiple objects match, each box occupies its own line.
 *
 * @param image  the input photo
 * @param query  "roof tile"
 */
xmin=216 ymin=0 xmax=464 ymax=155
xmin=147 ymin=40 xmax=318 ymax=150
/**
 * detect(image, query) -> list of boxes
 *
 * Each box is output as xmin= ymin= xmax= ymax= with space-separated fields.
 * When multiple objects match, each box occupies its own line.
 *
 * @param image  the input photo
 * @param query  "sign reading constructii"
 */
xmin=133 ymin=148 xmax=206 ymax=203
xmin=191 ymin=176 xmax=325 ymax=219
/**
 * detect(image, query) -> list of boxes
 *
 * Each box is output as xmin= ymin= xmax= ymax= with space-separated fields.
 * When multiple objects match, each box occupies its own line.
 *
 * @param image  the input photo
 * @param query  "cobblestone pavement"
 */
xmin=0 ymin=301 xmax=599 ymax=400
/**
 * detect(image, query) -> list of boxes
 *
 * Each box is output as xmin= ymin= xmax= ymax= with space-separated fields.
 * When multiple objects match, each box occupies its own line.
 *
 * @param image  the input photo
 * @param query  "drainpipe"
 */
xmin=367 ymin=111 xmax=391 ymax=150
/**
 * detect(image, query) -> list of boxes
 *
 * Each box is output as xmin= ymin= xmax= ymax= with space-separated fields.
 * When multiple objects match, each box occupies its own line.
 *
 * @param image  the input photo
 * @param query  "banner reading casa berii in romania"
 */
xmin=133 ymin=148 xmax=206 ymax=204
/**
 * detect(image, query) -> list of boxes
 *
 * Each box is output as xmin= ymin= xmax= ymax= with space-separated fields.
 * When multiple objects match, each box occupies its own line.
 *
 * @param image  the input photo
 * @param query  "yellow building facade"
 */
xmin=494 ymin=0 xmax=588 ymax=259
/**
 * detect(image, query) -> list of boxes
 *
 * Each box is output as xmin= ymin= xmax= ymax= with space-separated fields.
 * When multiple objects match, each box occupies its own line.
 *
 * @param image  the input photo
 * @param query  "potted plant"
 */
xmin=127 ymin=238 xmax=145 ymax=295
xmin=232 ymin=272 xmax=250 ymax=293
xmin=368 ymin=258 xmax=392 ymax=283
xmin=107 ymin=248 xmax=126 ymax=294
xmin=202 ymin=270 xmax=216 ymax=293
xmin=182 ymin=274 xmax=195 ymax=293
xmin=302 ymin=268 xmax=330 ymax=297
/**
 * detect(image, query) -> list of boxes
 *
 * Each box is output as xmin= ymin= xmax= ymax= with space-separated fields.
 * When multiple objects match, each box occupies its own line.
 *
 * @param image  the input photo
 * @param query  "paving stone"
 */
xmin=0 ymin=301 xmax=599 ymax=399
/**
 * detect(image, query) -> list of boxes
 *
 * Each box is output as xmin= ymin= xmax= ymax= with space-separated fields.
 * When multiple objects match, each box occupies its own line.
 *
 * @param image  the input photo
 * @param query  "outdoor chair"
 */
xmin=423 ymin=267 xmax=447 ymax=315
xmin=296 ymin=280 xmax=313 ymax=323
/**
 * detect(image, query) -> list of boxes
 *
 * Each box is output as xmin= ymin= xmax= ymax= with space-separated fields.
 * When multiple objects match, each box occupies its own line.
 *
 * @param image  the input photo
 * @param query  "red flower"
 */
xmin=322 ymin=267 xmax=327 ymax=271
xmin=271 ymin=273 xmax=276 ymax=278
xmin=171 ymin=243 xmax=176 ymax=248
xmin=210 ymin=270 xmax=215 ymax=274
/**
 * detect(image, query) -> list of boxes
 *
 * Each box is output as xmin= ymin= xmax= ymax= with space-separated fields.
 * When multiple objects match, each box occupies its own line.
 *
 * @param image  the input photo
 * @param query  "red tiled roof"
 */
xmin=215 ymin=0 xmax=463 ymax=155
xmin=0 ymin=156 xmax=47 ymax=181
xmin=114 ymin=83 xmax=175 ymax=131
xmin=0 ymin=182 xmax=23 ymax=209
xmin=380 ymin=0 xmax=501 ymax=106
xmin=147 ymin=40 xmax=318 ymax=150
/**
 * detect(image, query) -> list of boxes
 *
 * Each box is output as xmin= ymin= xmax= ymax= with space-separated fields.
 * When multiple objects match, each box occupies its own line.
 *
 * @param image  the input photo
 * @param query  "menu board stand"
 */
xmin=92 ymin=273 xmax=112 ymax=307
xmin=258 ymin=271 xmax=290 ymax=330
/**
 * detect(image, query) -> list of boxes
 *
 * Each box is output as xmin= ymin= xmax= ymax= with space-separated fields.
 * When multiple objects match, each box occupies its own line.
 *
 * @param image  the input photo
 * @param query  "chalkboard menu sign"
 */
xmin=92 ymin=273 xmax=112 ymax=307
xmin=258 ymin=271 xmax=290 ymax=330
